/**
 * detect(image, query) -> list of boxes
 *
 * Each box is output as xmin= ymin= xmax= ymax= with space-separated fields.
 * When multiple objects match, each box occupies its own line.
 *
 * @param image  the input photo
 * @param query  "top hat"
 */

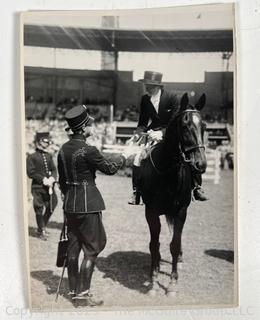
xmin=65 ymin=105 xmax=94 ymax=131
xmin=35 ymin=132 xmax=50 ymax=143
xmin=141 ymin=71 xmax=163 ymax=86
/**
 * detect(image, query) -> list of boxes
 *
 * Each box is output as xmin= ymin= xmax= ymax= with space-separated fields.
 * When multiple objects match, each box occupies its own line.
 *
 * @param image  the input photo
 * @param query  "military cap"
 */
xmin=65 ymin=105 xmax=94 ymax=131
xmin=35 ymin=132 xmax=50 ymax=143
xmin=141 ymin=71 xmax=163 ymax=86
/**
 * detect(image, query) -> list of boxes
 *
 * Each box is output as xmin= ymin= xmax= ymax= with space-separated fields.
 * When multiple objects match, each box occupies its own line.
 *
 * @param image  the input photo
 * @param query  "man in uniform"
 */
xmin=58 ymin=105 xmax=136 ymax=306
xmin=27 ymin=132 xmax=58 ymax=240
xmin=128 ymin=71 xmax=208 ymax=204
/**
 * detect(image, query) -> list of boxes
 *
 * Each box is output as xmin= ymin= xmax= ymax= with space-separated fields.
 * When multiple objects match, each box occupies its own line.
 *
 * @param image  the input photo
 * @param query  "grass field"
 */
xmin=27 ymin=169 xmax=235 ymax=311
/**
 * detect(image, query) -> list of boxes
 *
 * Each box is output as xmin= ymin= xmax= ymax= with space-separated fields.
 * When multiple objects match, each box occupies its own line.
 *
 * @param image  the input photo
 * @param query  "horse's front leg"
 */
xmin=145 ymin=207 xmax=161 ymax=296
xmin=167 ymin=207 xmax=187 ymax=296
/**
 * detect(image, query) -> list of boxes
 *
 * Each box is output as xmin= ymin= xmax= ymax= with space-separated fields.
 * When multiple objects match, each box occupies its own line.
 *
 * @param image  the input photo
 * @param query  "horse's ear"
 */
xmin=180 ymin=93 xmax=189 ymax=111
xmin=195 ymin=93 xmax=206 ymax=111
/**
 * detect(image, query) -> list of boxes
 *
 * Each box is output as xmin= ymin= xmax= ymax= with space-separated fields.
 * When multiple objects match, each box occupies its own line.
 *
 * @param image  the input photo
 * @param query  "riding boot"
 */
xmin=74 ymin=258 xmax=103 ymax=307
xmin=128 ymin=166 xmax=142 ymax=205
xmin=192 ymin=173 xmax=208 ymax=201
xmin=149 ymin=242 xmax=161 ymax=277
xmin=67 ymin=257 xmax=79 ymax=294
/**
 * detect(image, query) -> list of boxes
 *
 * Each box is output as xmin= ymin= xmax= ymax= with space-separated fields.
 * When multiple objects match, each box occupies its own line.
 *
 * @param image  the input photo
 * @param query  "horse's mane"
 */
xmin=164 ymin=104 xmax=198 ymax=146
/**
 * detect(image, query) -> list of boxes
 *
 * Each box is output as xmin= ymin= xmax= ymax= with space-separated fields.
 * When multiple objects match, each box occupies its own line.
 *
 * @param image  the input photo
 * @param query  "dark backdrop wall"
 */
xmin=24 ymin=67 xmax=233 ymax=123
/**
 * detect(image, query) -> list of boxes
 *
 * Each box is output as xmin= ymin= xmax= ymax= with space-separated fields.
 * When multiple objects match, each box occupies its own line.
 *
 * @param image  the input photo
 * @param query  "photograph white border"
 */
xmin=20 ymin=3 xmax=237 ymax=312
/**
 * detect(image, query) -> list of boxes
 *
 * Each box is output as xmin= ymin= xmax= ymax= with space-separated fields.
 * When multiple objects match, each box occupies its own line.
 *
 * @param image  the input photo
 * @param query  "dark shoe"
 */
xmin=36 ymin=230 xmax=47 ymax=241
xmin=73 ymin=292 xmax=103 ymax=307
xmin=68 ymin=291 xmax=76 ymax=299
xmin=193 ymin=186 xmax=209 ymax=201
xmin=128 ymin=190 xmax=141 ymax=205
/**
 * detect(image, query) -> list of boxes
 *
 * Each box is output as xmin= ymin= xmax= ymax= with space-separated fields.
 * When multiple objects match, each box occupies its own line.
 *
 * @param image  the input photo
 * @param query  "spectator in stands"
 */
xmin=217 ymin=140 xmax=232 ymax=169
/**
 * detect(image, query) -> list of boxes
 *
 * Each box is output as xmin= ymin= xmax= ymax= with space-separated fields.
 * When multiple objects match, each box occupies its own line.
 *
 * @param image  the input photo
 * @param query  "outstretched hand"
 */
xmin=122 ymin=145 xmax=140 ymax=159
xmin=126 ymin=134 xmax=141 ymax=146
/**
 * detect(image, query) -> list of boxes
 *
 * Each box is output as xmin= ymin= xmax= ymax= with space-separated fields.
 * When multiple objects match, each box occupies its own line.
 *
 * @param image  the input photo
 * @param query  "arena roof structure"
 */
xmin=24 ymin=25 xmax=233 ymax=53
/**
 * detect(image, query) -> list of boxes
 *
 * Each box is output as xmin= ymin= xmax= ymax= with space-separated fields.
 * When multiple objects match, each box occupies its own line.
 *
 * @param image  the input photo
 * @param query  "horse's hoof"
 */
xmin=147 ymin=279 xmax=159 ymax=296
xmin=166 ymin=277 xmax=177 ymax=297
xmin=148 ymin=288 xmax=158 ymax=297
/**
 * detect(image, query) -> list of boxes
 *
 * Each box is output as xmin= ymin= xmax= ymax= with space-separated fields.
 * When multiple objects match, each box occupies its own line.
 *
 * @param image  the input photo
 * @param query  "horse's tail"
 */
xmin=165 ymin=214 xmax=175 ymax=229
xmin=165 ymin=203 xmax=182 ymax=229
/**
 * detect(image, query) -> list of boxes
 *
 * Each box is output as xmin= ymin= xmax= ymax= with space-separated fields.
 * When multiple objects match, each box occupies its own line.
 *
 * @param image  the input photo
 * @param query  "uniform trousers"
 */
xmin=65 ymin=212 xmax=107 ymax=293
xmin=32 ymin=188 xmax=57 ymax=232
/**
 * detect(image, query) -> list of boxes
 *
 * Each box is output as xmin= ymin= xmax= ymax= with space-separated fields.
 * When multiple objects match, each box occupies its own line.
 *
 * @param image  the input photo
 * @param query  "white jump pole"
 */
xmin=110 ymin=104 xmax=114 ymax=123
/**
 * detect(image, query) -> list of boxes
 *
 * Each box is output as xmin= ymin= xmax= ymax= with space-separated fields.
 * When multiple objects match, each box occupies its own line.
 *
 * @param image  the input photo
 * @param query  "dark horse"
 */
xmin=139 ymin=93 xmax=207 ymax=296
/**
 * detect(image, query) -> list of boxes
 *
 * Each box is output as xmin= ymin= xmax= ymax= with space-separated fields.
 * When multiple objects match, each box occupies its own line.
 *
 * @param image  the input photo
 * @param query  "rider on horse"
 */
xmin=128 ymin=71 xmax=208 ymax=205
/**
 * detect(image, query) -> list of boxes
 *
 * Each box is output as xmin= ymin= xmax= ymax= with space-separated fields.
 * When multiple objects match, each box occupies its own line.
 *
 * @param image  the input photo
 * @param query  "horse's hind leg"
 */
xmin=145 ymin=207 xmax=161 ymax=295
xmin=167 ymin=207 xmax=187 ymax=296
xmin=178 ymin=243 xmax=184 ymax=263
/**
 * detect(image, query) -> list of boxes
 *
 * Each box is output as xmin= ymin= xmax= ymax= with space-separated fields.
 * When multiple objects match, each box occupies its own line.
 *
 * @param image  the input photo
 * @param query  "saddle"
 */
xmin=132 ymin=134 xmax=159 ymax=167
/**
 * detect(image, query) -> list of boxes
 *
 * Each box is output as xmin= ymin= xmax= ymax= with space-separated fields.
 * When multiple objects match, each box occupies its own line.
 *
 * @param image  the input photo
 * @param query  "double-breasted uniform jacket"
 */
xmin=136 ymin=89 xmax=179 ymax=136
xmin=58 ymin=134 xmax=125 ymax=214
xmin=27 ymin=148 xmax=57 ymax=191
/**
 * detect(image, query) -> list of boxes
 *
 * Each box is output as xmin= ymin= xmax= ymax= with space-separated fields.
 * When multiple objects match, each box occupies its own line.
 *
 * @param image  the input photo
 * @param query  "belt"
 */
xmin=66 ymin=181 xmax=88 ymax=186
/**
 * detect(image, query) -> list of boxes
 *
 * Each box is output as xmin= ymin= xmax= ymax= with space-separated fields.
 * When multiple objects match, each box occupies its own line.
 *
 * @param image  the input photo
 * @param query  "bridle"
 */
xmin=149 ymin=108 xmax=205 ymax=173
xmin=175 ymin=109 xmax=205 ymax=163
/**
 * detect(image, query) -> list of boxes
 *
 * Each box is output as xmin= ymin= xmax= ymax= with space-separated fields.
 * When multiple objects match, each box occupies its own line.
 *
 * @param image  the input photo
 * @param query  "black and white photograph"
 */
xmin=21 ymin=3 xmax=236 ymax=311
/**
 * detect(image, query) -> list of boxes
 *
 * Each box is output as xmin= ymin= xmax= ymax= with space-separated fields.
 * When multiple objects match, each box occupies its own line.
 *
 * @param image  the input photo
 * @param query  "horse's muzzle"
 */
xmin=190 ymin=150 xmax=207 ymax=173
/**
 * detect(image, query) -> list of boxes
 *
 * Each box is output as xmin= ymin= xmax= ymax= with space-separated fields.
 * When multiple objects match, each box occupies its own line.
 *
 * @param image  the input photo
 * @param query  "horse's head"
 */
xmin=176 ymin=93 xmax=207 ymax=174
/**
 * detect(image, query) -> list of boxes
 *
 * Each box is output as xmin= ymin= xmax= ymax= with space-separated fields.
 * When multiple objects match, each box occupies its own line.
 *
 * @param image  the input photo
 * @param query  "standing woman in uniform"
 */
xmin=58 ymin=105 xmax=135 ymax=306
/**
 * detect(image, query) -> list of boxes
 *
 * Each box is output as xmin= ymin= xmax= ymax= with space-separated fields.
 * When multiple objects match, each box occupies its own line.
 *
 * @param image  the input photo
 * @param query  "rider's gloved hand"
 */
xmin=148 ymin=130 xmax=163 ymax=141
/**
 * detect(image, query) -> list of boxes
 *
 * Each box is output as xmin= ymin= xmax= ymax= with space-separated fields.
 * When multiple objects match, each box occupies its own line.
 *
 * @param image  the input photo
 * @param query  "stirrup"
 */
xmin=128 ymin=191 xmax=142 ymax=205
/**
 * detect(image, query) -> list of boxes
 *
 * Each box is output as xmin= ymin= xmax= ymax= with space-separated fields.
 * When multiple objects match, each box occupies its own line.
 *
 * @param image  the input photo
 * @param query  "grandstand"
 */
xmin=23 ymin=7 xmax=234 ymax=181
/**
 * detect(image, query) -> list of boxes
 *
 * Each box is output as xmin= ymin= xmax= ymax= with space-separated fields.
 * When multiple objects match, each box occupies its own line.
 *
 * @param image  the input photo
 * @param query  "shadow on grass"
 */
xmin=28 ymin=221 xmax=63 ymax=239
xmin=30 ymin=270 xmax=71 ymax=302
xmin=204 ymin=249 xmax=234 ymax=263
xmin=96 ymin=251 xmax=152 ymax=294
xmin=47 ymin=221 xmax=63 ymax=230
